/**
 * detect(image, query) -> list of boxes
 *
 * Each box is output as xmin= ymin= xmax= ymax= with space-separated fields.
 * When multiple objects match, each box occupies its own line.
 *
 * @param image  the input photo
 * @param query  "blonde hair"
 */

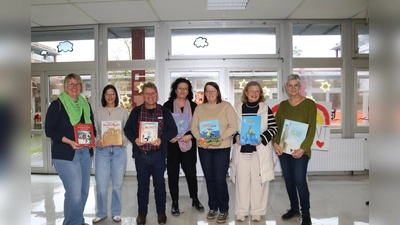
xmin=241 ymin=81 xmax=265 ymax=103
xmin=63 ymin=73 xmax=83 ymax=93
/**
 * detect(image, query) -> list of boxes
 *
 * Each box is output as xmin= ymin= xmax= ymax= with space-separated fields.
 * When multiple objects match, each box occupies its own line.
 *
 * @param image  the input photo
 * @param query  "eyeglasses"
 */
xmin=248 ymin=89 xmax=260 ymax=93
xmin=105 ymin=92 xmax=115 ymax=96
xmin=287 ymin=84 xmax=300 ymax=88
xmin=205 ymin=89 xmax=217 ymax=93
xmin=68 ymin=83 xmax=81 ymax=88
xmin=177 ymin=87 xmax=188 ymax=91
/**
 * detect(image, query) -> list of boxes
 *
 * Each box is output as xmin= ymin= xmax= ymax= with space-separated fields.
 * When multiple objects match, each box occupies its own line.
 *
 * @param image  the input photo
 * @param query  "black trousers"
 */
xmin=167 ymin=143 xmax=199 ymax=201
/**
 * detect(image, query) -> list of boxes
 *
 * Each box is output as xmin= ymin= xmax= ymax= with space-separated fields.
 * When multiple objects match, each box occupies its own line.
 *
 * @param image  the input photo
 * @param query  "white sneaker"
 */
xmin=251 ymin=215 xmax=261 ymax=222
xmin=92 ymin=217 xmax=104 ymax=223
xmin=112 ymin=215 xmax=121 ymax=222
xmin=236 ymin=215 xmax=245 ymax=222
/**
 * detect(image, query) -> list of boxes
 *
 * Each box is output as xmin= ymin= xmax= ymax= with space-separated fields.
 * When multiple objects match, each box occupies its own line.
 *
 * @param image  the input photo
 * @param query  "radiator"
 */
xmin=274 ymin=139 xmax=368 ymax=172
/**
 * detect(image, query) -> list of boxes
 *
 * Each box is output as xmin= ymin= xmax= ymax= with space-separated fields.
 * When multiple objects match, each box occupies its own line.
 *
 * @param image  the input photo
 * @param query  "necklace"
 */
xmin=245 ymin=102 xmax=259 ymax=108
xmin=106 ymin=107 xmax=116 ymax=115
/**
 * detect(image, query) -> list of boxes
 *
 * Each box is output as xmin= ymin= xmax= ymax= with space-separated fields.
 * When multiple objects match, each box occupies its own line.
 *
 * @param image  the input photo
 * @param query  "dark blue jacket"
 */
xmin=124 ymin=104 xmax=178 ymax=159
xmin=45 ymin=99 xmax=95 ymax=161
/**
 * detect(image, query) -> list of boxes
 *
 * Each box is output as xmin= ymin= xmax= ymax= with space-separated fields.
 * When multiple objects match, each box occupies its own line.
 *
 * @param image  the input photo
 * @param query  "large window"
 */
xmin=229 ymin=70 xmax=278 ymax=105
xmin=31 ymin=29 xmax=95 ymax=63
xmin=293 ymin=68 xmax=342 ymax=128
xmin=293 ymin=23 xmax=341 ymax=58
xmin=171 ymin=27 xmax=276 ymax=56
xmin=108 ymin=26 xmax=155 ymax=61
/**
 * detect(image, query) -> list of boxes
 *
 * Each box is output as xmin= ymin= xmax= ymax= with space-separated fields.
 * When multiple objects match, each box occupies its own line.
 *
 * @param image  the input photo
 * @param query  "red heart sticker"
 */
xmin=316 ymin=140 xmax=324 ymax=148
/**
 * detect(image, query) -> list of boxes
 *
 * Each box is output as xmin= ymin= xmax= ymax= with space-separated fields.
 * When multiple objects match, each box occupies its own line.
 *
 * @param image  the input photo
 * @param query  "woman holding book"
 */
xmin=92 ymin=84 xmax=129 ymax=223
xmin=230 ymin=81 xmax=278 ymax=222
xmin=191 ymin=81 xmax=238 ymax=224
xmin=163 ymin=78 xmax=204 ymax=216
xmin=44 ymin=73 xmax=95 ymax=225
xmin=272 ymin=74 xmax=316 ymax=225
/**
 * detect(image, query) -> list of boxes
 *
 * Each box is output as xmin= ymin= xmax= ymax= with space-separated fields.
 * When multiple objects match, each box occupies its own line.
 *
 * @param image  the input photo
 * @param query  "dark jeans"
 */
xmin=279 ymin=153 xmax=310 ymax=216
xmin=167 ymin=145 xmax=198 ymax=201
xmin=198 ymin=147 xmax=230 ymax=213
xmin=135 ymin=150 xmax=166 ymax=214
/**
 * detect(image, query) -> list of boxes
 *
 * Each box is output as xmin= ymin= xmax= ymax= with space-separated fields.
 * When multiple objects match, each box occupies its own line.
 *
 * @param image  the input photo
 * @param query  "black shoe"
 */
xmin=192 ymin=198 xmax=205 ymax=212
xmin=158 ymin=212 xmax=167 ymax=225
xmin=171 ymin=200 xmax=180 ymax=216
xmin=136 ymin=214 xmax=146 ymax=225
xmin=281 ymin=209 xmax=300 ymax=220
xmin=301 ymin=216 xmax=312 ymax=225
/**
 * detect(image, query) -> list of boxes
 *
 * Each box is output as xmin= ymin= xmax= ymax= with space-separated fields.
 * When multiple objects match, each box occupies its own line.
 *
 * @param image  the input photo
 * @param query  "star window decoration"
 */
xmin=320 ymin=81 xmax=331 ymax=92
xmin=136 ymin=82 xmax=144 ymax=93
xmin=306 ymin=95 xmax=315 ymax=101
xmin=239 ymin=79 xmax=248 ymax=89
xmin=263 ymin=86 xmax=270 ymax=96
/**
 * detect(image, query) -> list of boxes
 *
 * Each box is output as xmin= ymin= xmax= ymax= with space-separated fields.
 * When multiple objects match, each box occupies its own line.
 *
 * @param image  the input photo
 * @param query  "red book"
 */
xmin=74 ymin=123 xmax=96 ymax=147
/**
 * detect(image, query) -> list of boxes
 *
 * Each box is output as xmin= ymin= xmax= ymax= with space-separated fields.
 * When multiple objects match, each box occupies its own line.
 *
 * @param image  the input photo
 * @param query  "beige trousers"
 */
xmin=234 ymin=152 xmax=270 ymax=216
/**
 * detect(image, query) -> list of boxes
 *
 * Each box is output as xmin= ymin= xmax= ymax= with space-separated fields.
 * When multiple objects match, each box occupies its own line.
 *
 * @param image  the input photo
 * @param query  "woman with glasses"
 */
xmin=231 ymin=81 xmax=278 ymax=222
xmin=272 ymin=74 xmax=316 ymax=225
xmin=191 ymin=81 xmax=238 ymax=224
xmin=45 ymin=73 xmax=95 ymax=225
xmin=163 ymin=78 xmax=204 ymax=216
xmin=92 ymin=84 xmax=129 ymax=223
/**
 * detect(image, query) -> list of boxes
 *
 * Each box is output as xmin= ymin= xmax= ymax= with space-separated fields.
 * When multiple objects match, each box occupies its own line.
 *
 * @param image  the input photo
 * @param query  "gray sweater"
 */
xmin=94 ymin=107 xmax=129 ymax=147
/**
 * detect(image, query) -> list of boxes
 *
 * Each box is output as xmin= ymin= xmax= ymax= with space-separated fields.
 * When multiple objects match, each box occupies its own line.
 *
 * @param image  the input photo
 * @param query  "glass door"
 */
xmin=31 ymin=71 xmax=95 ymax=174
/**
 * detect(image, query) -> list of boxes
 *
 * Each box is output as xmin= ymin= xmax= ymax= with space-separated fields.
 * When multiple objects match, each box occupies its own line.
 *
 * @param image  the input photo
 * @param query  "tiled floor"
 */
xmin=31 ymin=174 xmax=369 ymax=225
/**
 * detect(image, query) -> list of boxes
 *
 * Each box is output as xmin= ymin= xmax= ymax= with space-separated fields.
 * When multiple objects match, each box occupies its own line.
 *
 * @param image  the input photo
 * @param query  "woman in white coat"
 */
xmin=231 ymin=81 xmax=278 ymax=222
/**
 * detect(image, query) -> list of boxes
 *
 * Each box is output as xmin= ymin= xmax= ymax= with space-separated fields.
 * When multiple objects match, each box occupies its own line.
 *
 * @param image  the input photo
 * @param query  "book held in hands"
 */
xmin=74 ymin=123 xmax=95 ymax=147
xmin=240 ymin=115 xmax=261 ymax=145
xmin=139 ymin=121 xmax=158 ymax=143
xmin=199 ymin=119 xmax=221 ymax=147
xmin=101 ymin=120 xmax=123 ymax=146
xmin=279 ymin=119 xmax=309 ymax=154
xmin=171 ymin=113 xmax=191 ymax=139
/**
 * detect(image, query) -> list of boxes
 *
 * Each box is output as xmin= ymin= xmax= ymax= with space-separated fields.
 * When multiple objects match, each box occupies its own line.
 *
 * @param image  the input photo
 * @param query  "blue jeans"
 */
xmin=94 ymin=146 xmax=127 ymax=218
xmin=279 ymin=153 xmax=310 ymax=216
xmin=198 ymin=147 xmax=230 ymax=213
xmin=52 ymin=147 xmax=92 ymax=225
xmin=135 ymin=150 xmax=166 ymax=214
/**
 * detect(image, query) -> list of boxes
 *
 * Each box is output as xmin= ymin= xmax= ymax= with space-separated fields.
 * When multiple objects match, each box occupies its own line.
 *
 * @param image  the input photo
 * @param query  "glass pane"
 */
xmin=108 ymin=70 xmax=155 ymax=112
xmin=31 ymin=133 xmax=43 ymax=167
xmin=229 ymin=70 xmax=278 ymax=105
xmin=293 ymin=23 xmax=341 ymax=58
xmin=108 ymin=27 xmax=155 ymax=61
xmin=171 ymin=27 xmax=276 ymax=56
xmin=293 ymin=68 xmax=342 ymax=128
xmin=31 ymin=29 xmax=95 ymax=63
xmin=357 ymin=70 xmax=369 ymax=126
xmin=49 ymin=75 xmax=91 ymax=102
xmin=358 ymin=26 xmax=369 ymax=54
xmin=170 ymin=71 xmax=219 ymax=103
xmin=31 ymin=77 xmax=42 ymax=130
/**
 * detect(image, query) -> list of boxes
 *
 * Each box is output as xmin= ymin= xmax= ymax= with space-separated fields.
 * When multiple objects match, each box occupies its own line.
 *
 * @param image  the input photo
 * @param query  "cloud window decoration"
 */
xmin=193 ymin=37 xmax=209 ymax=48
xmin=57 ymin=41 xmax=73 ymax=52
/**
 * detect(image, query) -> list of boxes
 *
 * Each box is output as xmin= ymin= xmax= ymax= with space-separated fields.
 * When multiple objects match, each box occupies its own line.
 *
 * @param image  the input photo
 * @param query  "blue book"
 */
xmin=240 ymin=115 xmax=261 ymax=145
xmin=172 ymin=113 xmax=191 ymax=139
xmin=199 ymin=119 xmax=221 ymax=146
xmin=279 ymin=119 xmax=309 ymax=154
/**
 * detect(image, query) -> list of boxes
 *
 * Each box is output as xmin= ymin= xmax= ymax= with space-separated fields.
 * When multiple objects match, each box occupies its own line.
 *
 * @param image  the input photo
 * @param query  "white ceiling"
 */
xmin=31 ymin=0 xmax=369 ymax=27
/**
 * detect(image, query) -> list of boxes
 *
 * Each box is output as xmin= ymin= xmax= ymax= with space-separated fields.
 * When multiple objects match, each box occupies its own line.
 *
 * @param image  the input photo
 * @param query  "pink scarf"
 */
xmin=173 ymin=99 xmax=192 ymax=152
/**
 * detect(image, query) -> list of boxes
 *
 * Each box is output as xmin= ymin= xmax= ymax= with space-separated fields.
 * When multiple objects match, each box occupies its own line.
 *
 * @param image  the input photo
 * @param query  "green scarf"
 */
xmin=59 ymin=91 xmax=92 ymax=126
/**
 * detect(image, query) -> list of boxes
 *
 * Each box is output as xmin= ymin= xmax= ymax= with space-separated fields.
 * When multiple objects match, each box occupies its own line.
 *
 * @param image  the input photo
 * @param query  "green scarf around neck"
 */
xmin=58 ymin=91 xmax=92 ymax=126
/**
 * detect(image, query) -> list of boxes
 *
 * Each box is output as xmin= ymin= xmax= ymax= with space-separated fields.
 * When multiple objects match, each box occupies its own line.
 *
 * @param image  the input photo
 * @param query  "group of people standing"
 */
xmin=45 ymin=73 xmax=316 ymax=225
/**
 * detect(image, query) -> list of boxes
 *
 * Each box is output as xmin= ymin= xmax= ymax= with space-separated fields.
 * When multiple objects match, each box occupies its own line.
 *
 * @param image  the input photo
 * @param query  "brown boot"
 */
xmin=136 ymin=214 xmax=146 ymax=225
xmin=158 ymin=212 xmax=167 ymax=225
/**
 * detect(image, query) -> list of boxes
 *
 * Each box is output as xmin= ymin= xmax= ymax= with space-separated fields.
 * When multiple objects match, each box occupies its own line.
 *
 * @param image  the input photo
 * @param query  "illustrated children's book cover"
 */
xmin=240 ymin=115 xmax=261 ymax=145
xmin=171 ymin=113 xmax=191 ymax=139
xmin=74 ymin=123 xmax=96 ymax=147
xmin=101 ymin=120 xmax=123 ymax=146
xmin=279 ymin=119 xmax=309 ymax=154
xmin=139 ymin=121 xmax=158 ymax=143
xmin=199 ymin=119 xmax=221 ymax=147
